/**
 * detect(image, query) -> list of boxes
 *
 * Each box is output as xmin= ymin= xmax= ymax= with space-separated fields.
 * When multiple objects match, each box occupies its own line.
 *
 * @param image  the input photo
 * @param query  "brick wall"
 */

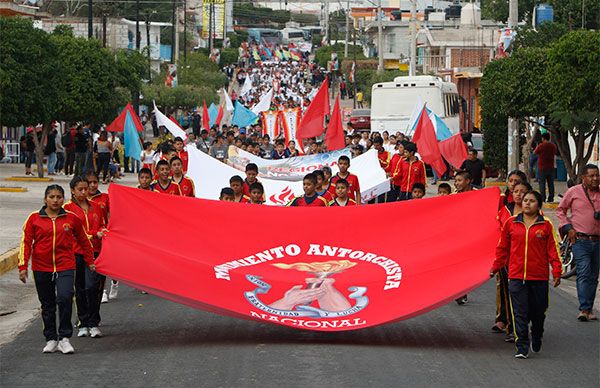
xmin=39 ymin=19 xmax=130 ymax=50
xmin=450 ymin=48 xmax=491 ymax=69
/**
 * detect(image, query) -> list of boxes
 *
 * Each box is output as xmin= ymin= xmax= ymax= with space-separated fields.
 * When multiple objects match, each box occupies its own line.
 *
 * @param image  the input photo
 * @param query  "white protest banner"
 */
xmin=188 ymin=147 xmax=389 ymax=204
xmin=228 ymin=146 xmax=350 ymax=181
xmin=280 ymin=108 xmax=303 ymax=152
xmin=260 ymin=111 xmax=280 ymax=141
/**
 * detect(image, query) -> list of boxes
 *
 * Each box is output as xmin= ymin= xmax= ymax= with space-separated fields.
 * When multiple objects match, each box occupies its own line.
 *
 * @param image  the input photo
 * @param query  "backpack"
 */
xmin=61 ymin=131 xmax=72 ymax=147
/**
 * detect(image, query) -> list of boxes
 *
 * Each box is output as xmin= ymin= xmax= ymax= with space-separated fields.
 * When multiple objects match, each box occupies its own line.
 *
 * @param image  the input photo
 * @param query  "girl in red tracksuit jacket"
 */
xmin=493 ymin=181 xmax=532 ymax=340
xmin=64 ymin=176 xmax=106 ymax=339
xmin=19 ymin=184 xmax=95 ymax=354
xmin=491 ymin=190 xmax=562 ymax=359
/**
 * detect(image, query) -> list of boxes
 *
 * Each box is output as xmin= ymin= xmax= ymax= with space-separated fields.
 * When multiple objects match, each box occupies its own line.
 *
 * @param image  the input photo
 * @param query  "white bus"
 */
xmin=370 ymin=75 xmax=460 ymax=135
xmin=281 ymin=28 xmax=307 ymax=45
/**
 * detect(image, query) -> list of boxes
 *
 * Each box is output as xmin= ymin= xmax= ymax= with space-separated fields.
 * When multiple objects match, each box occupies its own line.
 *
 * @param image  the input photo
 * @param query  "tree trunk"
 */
xmin=30 ymin=123 xmax=51 ymax=178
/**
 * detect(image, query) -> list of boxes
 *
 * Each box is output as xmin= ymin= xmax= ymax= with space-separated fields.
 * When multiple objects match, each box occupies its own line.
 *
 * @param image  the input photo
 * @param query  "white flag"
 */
xmin=223 ymin=88 xmax=234 ymax=112
xmin=240 ymin=75 xmax=253 ymax=96
xmin=153 ymin=101 xmax=187 ymax=139
xmin=251 ymin=89 xmax=273 ymax=115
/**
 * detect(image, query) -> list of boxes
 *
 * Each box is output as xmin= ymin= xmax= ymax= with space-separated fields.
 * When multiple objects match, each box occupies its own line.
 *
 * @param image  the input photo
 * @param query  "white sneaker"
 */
xmin=42 ymin=340 xmax=58 ymax=353
xmin=109 ymin=282 xmax=119 ymax=299
xmin=101 ymin=290 xmax=109 ymax=303
xmin=77 ymin=327 xmax=89 ymax=337
xmin=57 ymin=338 xmax=74 ymax=354
xmin=90 ymin=327 xmax=103 ymax=338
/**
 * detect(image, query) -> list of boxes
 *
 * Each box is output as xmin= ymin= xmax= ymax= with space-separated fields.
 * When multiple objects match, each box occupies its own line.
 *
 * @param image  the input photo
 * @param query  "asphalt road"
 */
xmin=1 ymin=280 xmax=598 ymax=388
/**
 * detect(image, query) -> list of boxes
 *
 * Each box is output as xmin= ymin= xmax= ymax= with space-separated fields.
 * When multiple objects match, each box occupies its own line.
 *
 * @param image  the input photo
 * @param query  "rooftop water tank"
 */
xmin=461 ymin=3 xmax=481 ymax=28
xmin=535 ymin=4 xmax=554 ymax=27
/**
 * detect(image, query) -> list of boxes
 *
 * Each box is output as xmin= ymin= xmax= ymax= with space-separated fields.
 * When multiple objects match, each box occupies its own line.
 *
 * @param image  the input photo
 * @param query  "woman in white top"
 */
xmin=141 ymin=142 xmax=155 ymax=173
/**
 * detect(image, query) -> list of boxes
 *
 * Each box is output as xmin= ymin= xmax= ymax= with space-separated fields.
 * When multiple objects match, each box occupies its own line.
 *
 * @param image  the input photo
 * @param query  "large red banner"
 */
xmin=97 ymin=185 xmax=501 ymax=331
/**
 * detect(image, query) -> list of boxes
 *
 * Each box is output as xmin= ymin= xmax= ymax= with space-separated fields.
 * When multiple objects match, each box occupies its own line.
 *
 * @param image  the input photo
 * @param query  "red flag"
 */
xmin=97 ymin=184 xmax=501 ymax=332
xmin=439 ymin=134 xmax=468 ymax=169
xmin=169 ymin=115 xmax=182 ymax=129
xmin=412 ymin=106 xmax=447 ymax=177
xmin=326 ymin=95 xmax=345 ymax=151
xmin=216 ymin=105 xmax=224 ymax=127
xmin=202 ymin=100 xmax=210 ymax=130
xmin=297 ymin=79 xmax=330 ymax=139
xmin=106 ymin=103 xmax=144 ymax=132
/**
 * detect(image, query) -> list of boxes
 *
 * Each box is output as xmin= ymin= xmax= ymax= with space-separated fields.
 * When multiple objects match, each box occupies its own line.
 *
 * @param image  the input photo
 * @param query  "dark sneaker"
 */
xmin=514 ymin=352 xmax=528 ymax=359
xmin=531 ymin=338 xmax=542 ymax=353
xmin=504 ymin=334 xmax=515 ymax=343
xmin=455 ymin=295 xmax=468 ymax=305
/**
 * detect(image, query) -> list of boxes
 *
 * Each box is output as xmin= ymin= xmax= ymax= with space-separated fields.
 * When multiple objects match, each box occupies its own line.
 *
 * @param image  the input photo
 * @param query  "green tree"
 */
xmin=481 ymin=0 xmax=535 ymax=24
xmin=513 ymin=22 xmax=568 ymax=51
xmin=141 ymin=84 xmax=216 ymax=113
xmin=0 ymin=17 xmax=60 ymax=177
xmin=480 ymin=30 xmax=600 ymax=180
xmin=480 ymin=58 xmax=512 ymax=173
xmin=545 ymin=30 xmax=600 ymax=179
xmin=0 ymin=17 xmax=144 ymax=177
xmin=482 ymin=0 xmax=600 ymax=29
xmin=314 ymin=43 xmax=365 ymax=66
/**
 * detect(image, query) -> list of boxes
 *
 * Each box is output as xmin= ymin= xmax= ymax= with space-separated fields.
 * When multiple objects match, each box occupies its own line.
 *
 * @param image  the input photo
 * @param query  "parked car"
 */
xmin=349 ymin=109 xmax=371 ymax=131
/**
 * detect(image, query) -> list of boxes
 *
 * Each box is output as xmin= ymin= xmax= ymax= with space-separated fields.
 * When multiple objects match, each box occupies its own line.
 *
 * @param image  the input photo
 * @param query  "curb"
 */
xmin=0 ymin=248 xmax=19 ymax=276
xmin=0 ymin=187 xmax=28 ymax=193
xmin=4 ymin=177 xmax=54 ymax=182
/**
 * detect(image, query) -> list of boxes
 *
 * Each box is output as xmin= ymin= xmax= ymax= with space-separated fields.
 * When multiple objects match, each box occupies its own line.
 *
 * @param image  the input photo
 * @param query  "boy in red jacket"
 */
xmin=288 ymin=173 xmax=328 ymax=207
xmin=170 ymin=156 xmax=195 ymax=197
xmin=173 ymin=137 xmax=189 ymax=174
xmin=329 ymin=156 xmax=361 ymax=205
xmin=151 ymin=160 xmax=182 ymax=195
xmin=397 ymin=142 xmax=426 ymax=201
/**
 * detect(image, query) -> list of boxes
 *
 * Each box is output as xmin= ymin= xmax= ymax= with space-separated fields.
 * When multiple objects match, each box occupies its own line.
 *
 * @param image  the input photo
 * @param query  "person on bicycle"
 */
xmin=556 ymin=164 xmax=600 ymax=322
xmin=491 ymin=191 xmax=562 ymax=359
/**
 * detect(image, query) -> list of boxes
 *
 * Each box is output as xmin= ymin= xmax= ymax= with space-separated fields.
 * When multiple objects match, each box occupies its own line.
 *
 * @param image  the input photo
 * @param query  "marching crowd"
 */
xmin=13 ymin=44 xmax=600 ymax=359
xmin=17 ymin=118 xmax=600 ymax=359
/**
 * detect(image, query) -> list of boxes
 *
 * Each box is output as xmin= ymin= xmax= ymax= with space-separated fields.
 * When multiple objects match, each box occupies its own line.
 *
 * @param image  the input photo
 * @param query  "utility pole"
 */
xmin=136 ymin=0 xmax=141 ymax=51
xmin=507 ymin=0 xmax=519 ymax=173
xmin=87 ymin=0 xmax=93 ymax=38
xmin=209 ymin=1 xmax=214 ymax=53
xmin=324 ymin=0 xmax=329 ymax=45
xmin=102 ymin=13 xmax=107 ymax=47
xmin=409 ymin=0 xmax=416 ymax=76
xmin=146 ymin=14 xmax=152 ymax=81
xmin=377 ymin=0 xmax=383 ymax=73
xmin=183 ymin=0 xmax=187 ymax=62
xmin=353 ymin=21 xmax=357 ymax=109
xmin=171 ymin=0 xmax=176 ymax=63
xmin=175 ymin=4 xmax=180 ymax=62
xmin=344 ymin=0 xmax=349 ymax=57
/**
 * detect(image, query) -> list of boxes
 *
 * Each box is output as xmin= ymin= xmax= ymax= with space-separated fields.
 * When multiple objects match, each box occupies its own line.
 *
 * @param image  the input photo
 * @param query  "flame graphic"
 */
xmin=269 ymin=186 xmax=295 ymax=205
xmin=272 ymin=260 xmax=357 ymax=274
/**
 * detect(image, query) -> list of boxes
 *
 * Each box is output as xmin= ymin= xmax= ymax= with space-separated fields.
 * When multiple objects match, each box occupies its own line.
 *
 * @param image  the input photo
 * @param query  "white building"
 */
xmin=36 ymin=17 xmax=172 ymax=73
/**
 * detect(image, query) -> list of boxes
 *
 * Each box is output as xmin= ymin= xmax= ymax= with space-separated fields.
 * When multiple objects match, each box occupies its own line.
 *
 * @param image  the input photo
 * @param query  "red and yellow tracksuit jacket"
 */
xmin=64 ymin=200 xmax=105 ymax=254
xmin=393 ymin=157 xmax=427 ymax=193
xmin=492 ymin=213 xmax=562 ymax=281
xmin=19 ymin=207 xmax=94 ymax=272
